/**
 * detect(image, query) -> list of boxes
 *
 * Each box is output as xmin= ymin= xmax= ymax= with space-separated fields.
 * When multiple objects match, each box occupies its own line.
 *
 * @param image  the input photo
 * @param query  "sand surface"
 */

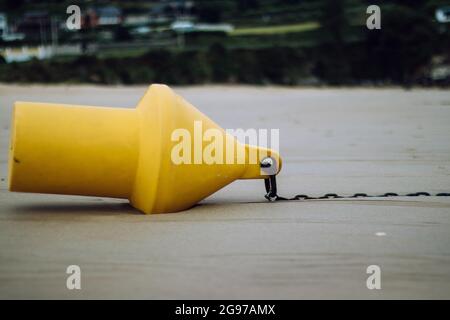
xmin=0 ymin=85 xmax=450 ymax=299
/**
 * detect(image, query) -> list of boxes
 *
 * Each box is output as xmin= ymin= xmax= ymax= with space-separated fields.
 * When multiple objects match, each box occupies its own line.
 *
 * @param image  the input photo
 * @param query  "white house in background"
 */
xmin=194 ymin=23 xmax=234 ymax=33
xmin=0 ymin=46 xmax=52 ymax=63
xmin=97 ymin=6 xmax=122 ymax=25
xmin=123 ymin=13 xmax=151 ymax=26
xmin=0 ymin=44 xmax=82 ymax=63
xmin=83 ymin=6 xmax=122 ymax=28
xmin=170 ymin=20 xmax=234 ymax=33
xmin=0 ymin=13 xmax=6 ymax=37
xmin=0 ymin=12 xmax=25 ymax=41
xmin=436 ymin=6 xmax=450 ymax=23
xmin=170 ymin=20 xmax=195 ymax=32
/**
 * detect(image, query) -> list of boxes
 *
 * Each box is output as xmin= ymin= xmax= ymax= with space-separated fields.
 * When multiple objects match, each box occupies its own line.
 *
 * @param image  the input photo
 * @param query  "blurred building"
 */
xmin=123 ymin=13 xmax=151 ymax=26
xmin=17 ymin=10 xmax=51 ymax=42
xmin=435 ymin=6 xmax=450 ymax=23
xmin=171 ymin=20 xmax=233 ymax=33
xmin=83 ymin=6 xmax=123 ymax=28
xmin=149 ymin=0 xmax=194 ymax=23
xmin=0 ymin=13 xmax=6 ymax=38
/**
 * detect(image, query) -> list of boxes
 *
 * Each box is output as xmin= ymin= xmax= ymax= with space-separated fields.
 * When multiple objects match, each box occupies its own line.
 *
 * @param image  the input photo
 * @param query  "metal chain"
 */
xmin=264 ymin=175 xmax=450 ymax=202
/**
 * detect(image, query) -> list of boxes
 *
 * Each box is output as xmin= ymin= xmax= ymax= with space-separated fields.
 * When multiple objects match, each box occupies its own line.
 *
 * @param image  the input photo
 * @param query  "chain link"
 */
xmin=264 ymin=175 xmax=450 ymax=202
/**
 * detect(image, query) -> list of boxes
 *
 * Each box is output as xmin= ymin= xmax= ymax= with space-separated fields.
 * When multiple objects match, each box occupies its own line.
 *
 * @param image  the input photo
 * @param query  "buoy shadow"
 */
xmin=10 ymin=201 xmax=140 ymax=216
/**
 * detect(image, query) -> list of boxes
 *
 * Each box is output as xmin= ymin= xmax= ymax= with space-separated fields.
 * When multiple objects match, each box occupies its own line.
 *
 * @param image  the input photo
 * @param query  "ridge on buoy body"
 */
xmin=8 ymin=84 xmax=282 ymax=214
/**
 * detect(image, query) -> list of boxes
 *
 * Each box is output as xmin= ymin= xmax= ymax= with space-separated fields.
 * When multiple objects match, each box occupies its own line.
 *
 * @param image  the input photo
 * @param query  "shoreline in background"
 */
xmin=1 ymin=83 xmax=450 ymax=90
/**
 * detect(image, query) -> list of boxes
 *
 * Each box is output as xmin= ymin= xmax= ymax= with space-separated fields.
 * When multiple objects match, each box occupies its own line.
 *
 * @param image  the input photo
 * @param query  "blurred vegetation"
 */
xmin=0 ymin=0 xmax=449 ymax=86
xmin=230 ymin=22 xmax=319 ymax=36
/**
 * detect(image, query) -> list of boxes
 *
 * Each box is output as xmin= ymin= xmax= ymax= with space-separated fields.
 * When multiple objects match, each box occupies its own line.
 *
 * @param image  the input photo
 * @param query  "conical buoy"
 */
xmin=8 ymin=84 xmax=281 ymax=213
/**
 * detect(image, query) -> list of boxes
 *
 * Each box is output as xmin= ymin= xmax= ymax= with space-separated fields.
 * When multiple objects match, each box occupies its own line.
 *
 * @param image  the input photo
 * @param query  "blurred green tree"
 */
xmin=315 ymin=0 xmax=351 ymax=84
xmin=194 ymin=0 xmax=235 ymax=23
xmin=366 ymin=3 xmax=439 ymax=85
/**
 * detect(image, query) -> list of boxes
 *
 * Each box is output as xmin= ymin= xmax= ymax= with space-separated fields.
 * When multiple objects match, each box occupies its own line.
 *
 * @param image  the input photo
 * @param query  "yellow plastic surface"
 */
xmin=9 ymin=84 xmax=281 ymax=214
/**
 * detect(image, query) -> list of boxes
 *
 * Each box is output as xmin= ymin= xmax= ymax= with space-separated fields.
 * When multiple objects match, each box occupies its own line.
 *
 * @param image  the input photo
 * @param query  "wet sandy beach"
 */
xmin=1 ymin=85 xmax=450 ymax=299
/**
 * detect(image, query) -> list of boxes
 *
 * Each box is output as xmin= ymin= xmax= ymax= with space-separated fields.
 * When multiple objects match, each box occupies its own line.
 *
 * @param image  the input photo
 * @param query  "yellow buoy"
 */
xmin=8 ymin=84 xmax=281 ymax=214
